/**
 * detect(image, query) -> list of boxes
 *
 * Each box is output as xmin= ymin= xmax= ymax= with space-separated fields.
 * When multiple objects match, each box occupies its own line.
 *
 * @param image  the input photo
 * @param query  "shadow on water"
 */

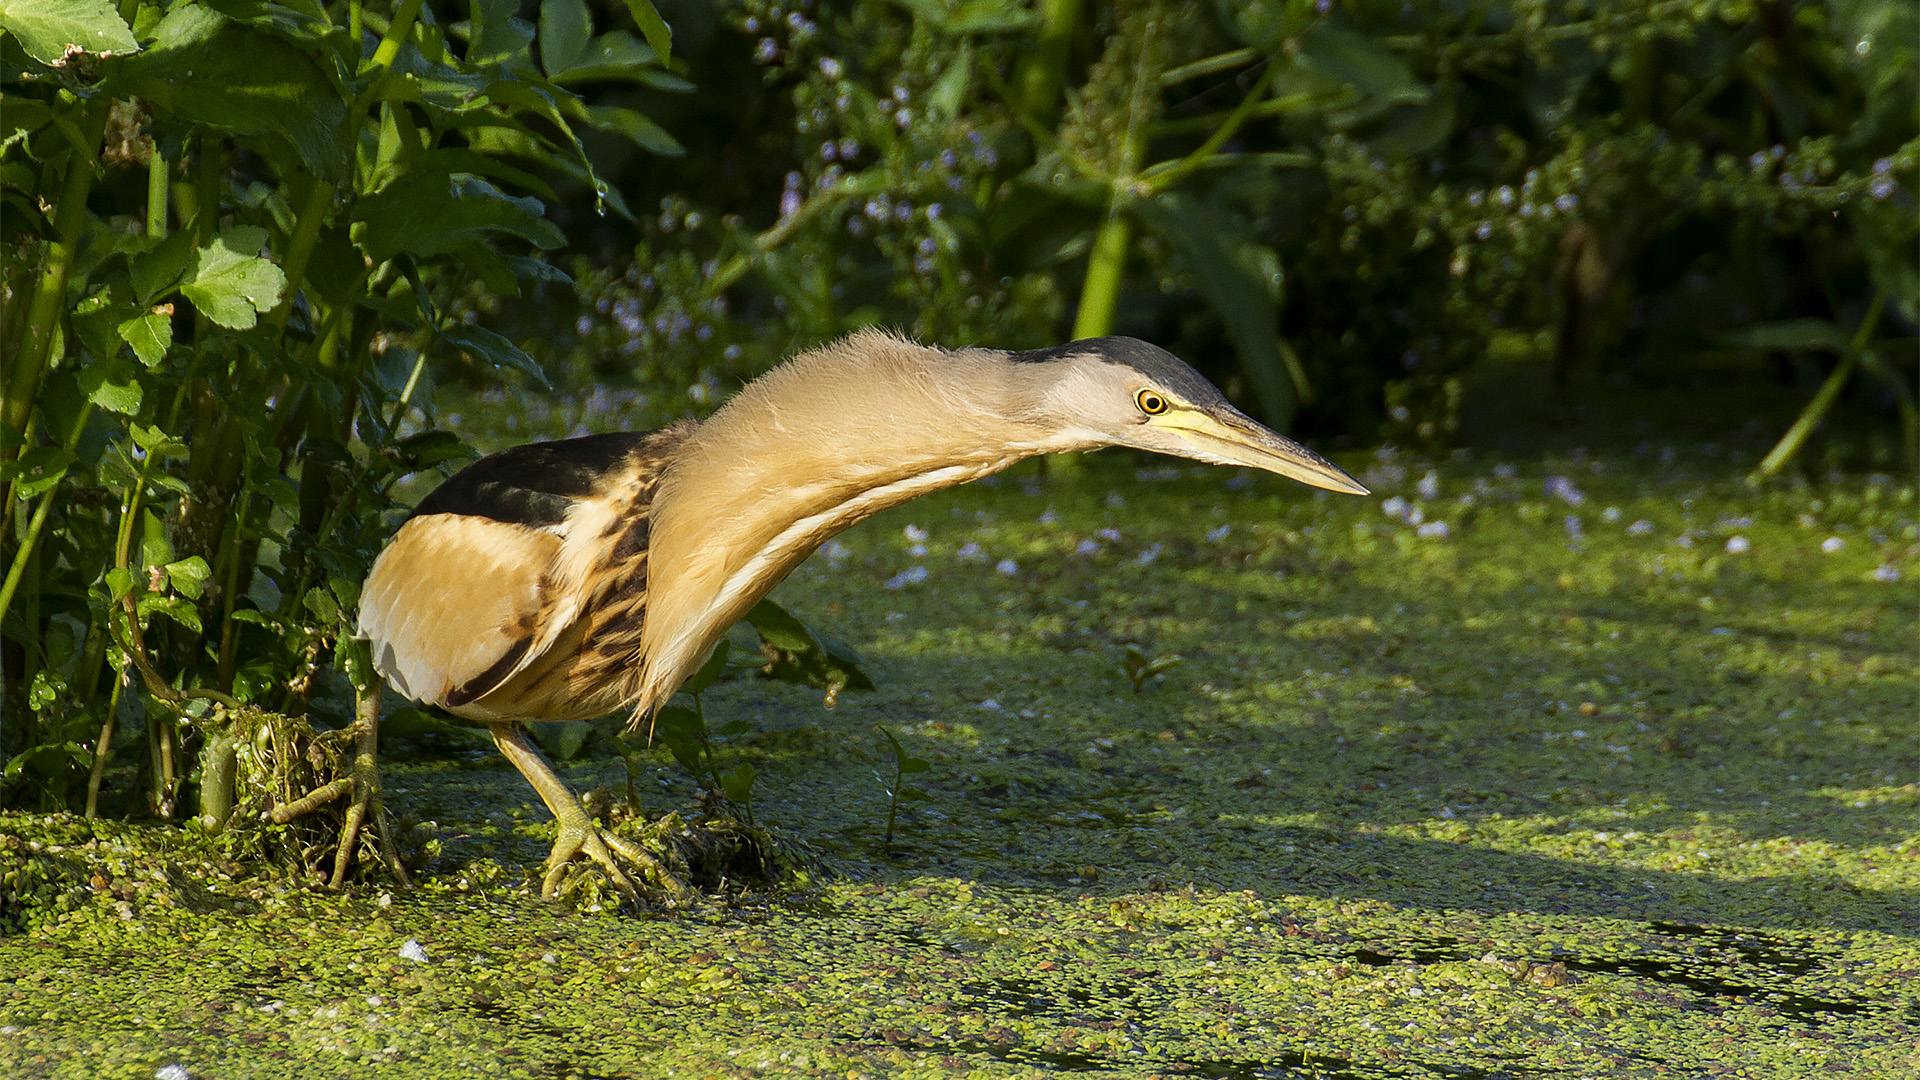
xmin=884 ymin=1036 xmax=1502 ymax=1079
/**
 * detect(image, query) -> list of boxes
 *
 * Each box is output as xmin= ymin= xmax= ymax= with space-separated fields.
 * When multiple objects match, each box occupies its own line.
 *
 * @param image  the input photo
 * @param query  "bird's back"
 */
xmin=358 ymin=424 xmax=693 ymax=724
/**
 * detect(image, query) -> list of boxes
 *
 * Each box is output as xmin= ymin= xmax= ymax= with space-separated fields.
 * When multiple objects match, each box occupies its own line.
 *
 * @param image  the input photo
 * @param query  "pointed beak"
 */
xmin=1152 ymin=407 xmax=1369 ymax=495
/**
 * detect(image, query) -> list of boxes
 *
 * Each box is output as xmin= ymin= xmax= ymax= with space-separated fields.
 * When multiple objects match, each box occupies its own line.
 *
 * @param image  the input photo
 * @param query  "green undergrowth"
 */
xmin=3 ymin=440 xmax=1915 ymax=1078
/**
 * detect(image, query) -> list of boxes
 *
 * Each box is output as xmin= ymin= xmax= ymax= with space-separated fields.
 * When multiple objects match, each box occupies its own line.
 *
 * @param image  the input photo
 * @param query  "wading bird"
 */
xmin=358 ymin=331 xmax=1366 ymax=898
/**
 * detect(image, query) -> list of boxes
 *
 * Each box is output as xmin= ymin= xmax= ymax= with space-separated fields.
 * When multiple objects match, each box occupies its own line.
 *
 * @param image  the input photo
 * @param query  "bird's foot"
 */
xmin=540 ymin=813 xmax=689 ymax=909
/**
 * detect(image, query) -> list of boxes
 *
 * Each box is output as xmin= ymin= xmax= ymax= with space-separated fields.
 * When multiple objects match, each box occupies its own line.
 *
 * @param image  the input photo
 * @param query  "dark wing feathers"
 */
xmin=362 ymin=425 xmax=691 ymax=723
xmin=411 ymin=431 xmax=654 ymax=527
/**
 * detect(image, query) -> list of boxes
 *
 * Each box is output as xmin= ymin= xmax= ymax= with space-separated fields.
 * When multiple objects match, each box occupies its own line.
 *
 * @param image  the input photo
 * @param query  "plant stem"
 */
xmin=84 ymin=669 xmax=126 ymax=819
xmin=1071 ymin=212 xmax=1133 ymax=341
xmin=1014 ymin=0 xmax=1080 ymax=121
xmin=1750 ymin=291 xmax=1885 ymax=483
xmin=3 ymin=103 xmax=108 ymax=448
xmin=0 ymin=402 xmax=95 ymax=624
xmin=146 ymin=141 xmax=169 ymax=238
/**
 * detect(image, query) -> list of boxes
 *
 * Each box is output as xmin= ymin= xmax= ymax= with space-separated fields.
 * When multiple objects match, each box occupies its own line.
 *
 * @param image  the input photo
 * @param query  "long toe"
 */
xmin=542 ymin=821 xmax=652 ymax=904
xmin=603 ymin=831 xmax=689 ymax=903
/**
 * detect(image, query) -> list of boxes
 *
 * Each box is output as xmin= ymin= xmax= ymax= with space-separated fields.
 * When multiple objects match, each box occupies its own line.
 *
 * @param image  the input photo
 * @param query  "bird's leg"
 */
xmin=487 ymin=723 xmax=686 ymax=904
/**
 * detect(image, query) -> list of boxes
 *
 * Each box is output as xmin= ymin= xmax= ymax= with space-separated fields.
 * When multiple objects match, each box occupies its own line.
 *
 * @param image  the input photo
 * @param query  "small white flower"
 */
xmin=885 ymin=566 xmax=928 ymax=589
xmin=1416 ymin=521 xmax=1450 ymax=539
xmin=1545 ymin=476 xmax=1586 ymax=506
xmin=1075 ymin=540 xmax=1101 ymax=556
xmin=1602 ymin=506 xmax=1623 ymax=523
xmin=1725 ymin=536 xmax=1750 ymax=554
xmin=821 ymin=539 xmax=850 ymax=562
xmin=1206 ymin=525 xmax=1231 ymax=541
xmin=1416 ymin=470 xmax=1441 ymax=500
xmin=1872 ymin=565 xmax=1901 ymax=582
xmin=399 ymin=939 xmax=429 ymax=964
xmin=1382 ymin=496 xmax=1410 ymax=521
xmin=977 ymin=699 xmax=1002 ymax=710
xmin=955 ymin=541 xmax=984 ymax=561
xmin=903 ymin=524 xmax=928 ymax=542
xmin=1821 ymin=536 xmax=1845 ymax=553
xmin=995 ymin=559 xmax=1019 ymax=576
xmin=1095 ymin=528 xmax=1122 ymax=542
xmin=1135 ymin=544 xmax=1162 ymax=566
xmin=156 ymin=1067 xmax=191 ymax=1080
xmin=1626 ymin=520 xmax=1654 ymax=536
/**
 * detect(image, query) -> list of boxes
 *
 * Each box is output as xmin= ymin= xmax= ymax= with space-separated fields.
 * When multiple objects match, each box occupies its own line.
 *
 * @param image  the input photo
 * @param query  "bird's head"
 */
xmin=1005 ymin=337 xmax=1369 ymax=495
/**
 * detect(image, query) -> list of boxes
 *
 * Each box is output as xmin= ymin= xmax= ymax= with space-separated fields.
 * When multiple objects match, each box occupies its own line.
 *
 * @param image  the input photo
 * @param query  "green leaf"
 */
xmin=468 ymin=0 xmax=536 ymax=65
xmin=439 ymin=323 xmax=551 ymax=390
xmin=128 ymin=422 xmax=188 ymax=458
xmin=139 ymin=509 xmax=174 ymax=568
xmin=2 ymin=446 xmax=75 ymax=497
xmin=106 ymin=5 xmax=353 ymax=180
xmin=719 ymin=761 xmax=755 ymax=805
xmin=117 ymin=309 xmax=173 ymax=368
xmin=140 ymin=594 xmax=202 ymax=634
xmin=539 ymin=0 xmax=593 ymax=75
xmin=928 ymin=42 xmax=972 ymax=119
xmin=583 ymin=105 xmax=685 ymax=156
xmin=0 ymin=0 xmax=138 ymax=66
xmin=1298 ymin=24 xmax=1425 ymax=111
xmin=180 ymin=227 xmax=287 ymax=330
xmin=79 ymin=362 xmax=143 ymax=415
xmin=619 ymin=0 xmax=672 ymax=63
xmin=130 ymin=228 xmax=198 ymax=306
xmin=301 ymin=586 xmax=340 ymax=623
xmin=391 ymin=430 xmax=473 ymax=471
xmin=683 ymin=639 xmax=731 ymax=696
xmin=552 ymin=31 xmax=677 ymax=85
xmin=355 ymin=167 xmax=565 ymax=264
xmin=532 ymin=720 xmax=594 ymax=761
xmin=652 ymin=704 xmax=703 ymax=745
xmin=165 ymin=557 xmax=213 ymax=601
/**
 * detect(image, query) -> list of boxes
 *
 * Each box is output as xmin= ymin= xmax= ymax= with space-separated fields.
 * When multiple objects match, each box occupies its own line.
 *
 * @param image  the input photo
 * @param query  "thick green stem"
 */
xmin=1749 ymin=291 xmax=1886 ymax=483
xmin=0 ymin=403 xmax=95 ymax=625
xmin=1014 ymin=0 xmax=1080 ymax=121
xmin=4 ymin=105 xmax=108 ymax=443
xmin=146 ymin=143 xmax=169 ymax=238
xmin=197 ymin=722 xmax=239 ymax=832
xmin=268 ymin=181 xmax=339 ymax=339
xmin=1071 ymin=212 xmax=1133 ymax=341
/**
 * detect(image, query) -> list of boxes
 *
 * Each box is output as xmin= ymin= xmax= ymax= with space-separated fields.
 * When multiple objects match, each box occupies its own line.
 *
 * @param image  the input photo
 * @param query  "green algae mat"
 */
xmin=4 ymin=448 xmax=1916 ymax=1079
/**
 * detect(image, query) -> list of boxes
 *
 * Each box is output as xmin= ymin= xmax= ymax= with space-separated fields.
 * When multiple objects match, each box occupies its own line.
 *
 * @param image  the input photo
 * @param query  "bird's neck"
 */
xmin=630 ymin=332 xmax=1066 ymax=715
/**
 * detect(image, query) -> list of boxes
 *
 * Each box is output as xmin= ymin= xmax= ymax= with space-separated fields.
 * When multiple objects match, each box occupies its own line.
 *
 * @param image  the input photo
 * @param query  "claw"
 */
xmin=492 ymin=723 xmax=687 ymax=906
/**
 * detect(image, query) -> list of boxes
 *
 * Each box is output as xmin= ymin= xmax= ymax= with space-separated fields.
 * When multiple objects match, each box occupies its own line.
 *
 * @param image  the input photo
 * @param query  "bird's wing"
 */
xmin=357 ymin=432 xmax=659 ymax=717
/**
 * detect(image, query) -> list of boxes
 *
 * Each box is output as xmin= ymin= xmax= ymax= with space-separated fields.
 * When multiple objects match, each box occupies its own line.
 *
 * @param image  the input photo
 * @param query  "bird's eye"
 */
xmin=1135 ymin=389 xmax=1168 ymax=415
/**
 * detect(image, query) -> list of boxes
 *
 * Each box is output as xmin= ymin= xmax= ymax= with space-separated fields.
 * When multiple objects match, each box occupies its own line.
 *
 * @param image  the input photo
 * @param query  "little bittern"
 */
xmin=358 ymin=331 xmax=1367 ymax=897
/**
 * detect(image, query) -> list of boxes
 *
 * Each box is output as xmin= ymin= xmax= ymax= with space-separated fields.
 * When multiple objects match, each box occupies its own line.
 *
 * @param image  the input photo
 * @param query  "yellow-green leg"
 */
xmin=487 ymin=723 xmax=685 ymax=904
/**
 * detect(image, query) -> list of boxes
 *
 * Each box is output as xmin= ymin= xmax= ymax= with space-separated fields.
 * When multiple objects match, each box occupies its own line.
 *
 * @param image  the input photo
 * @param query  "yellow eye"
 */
xmin=1135 ymin=389 xmax=1168 ymax=415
